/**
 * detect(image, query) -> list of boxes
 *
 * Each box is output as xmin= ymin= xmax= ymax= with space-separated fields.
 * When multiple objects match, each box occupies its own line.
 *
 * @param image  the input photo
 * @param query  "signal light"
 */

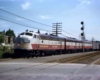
xmin=81 ymin=27 xmax=84 ymax=30
xmin=81 ymin=33 xmax=84 ymax=36
xmin=81 ymin=21 xmax=84 ymax=25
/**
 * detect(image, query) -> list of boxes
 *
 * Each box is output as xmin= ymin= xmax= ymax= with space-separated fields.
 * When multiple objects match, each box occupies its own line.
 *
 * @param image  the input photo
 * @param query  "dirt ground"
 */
xmin=48 ymin=51 xmax=100 ymax=64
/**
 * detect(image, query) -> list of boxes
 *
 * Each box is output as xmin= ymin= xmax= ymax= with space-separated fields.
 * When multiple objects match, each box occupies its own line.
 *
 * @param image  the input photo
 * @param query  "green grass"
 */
xmin=0 ymin=46 xmax=3 ymax=50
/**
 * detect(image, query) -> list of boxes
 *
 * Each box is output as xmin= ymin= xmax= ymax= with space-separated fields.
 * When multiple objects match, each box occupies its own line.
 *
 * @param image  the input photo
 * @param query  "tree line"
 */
xmin=0 ymin=29 xmax=16 ymax=44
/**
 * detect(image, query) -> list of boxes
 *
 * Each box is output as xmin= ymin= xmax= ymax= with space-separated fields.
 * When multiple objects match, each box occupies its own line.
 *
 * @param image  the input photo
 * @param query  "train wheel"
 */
xmin=35 ymin=52 xmax=38 ymax=57
xmin=26 ymin=52 xmax=31 ymax=58
xmin=31 ymin=54 xmax=34 ymax=58
xmin=41 ymin=52 xmax=45 ymax=57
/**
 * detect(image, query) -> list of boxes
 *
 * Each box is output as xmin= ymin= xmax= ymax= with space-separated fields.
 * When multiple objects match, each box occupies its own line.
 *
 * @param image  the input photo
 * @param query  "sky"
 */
xmin=0 ymin=0 xmax=100 ymax=41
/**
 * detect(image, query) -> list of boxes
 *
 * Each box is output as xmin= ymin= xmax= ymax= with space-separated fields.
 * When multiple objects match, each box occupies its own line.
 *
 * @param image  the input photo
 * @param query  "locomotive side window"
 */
xmin=59 ymin=41 xmax=60 ymax=44
xmin=34 ymin=35 xmax=36 ymax=38
xmin=42 ymin=40 xmax=43 ymax=43
xmin=37 ymin=35 xmax=39 ymax=39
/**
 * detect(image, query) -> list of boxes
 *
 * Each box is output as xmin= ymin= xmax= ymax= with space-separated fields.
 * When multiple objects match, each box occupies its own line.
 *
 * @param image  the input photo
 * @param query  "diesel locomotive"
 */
xmin=14 ymin=30 xmax=100 ymax=57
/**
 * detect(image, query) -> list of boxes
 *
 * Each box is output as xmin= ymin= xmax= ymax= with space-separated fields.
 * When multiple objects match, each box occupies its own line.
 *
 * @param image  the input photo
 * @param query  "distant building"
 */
xmin=4 ymin=36 xmax=14 ymax=44
xmin=0 ymin=31 xmax=14 ymax=44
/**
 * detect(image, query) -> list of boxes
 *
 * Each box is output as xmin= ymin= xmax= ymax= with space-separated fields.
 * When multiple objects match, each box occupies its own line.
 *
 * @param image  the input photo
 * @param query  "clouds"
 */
xmin=78 ymin=0 xmax=91 ymax=5
xmin=0 ymin=0 xmax=99 ymax=40
xmin=39 ymin=0 xmax=45 ymax=2
xmin=39 ymin=15 xmax=52 ymax=19
xmin=21 ymin=2 xmax=30 ymax=10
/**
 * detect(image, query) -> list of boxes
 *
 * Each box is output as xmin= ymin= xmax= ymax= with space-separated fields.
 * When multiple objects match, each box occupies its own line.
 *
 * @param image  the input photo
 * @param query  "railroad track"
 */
xmin=1 ymin=52 xmax=100 ymax=80
xmin=48 ymin=51 xmax=100 ymax=64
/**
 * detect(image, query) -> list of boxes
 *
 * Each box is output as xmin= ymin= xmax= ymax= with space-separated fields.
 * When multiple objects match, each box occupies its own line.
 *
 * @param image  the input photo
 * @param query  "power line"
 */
xmin=0 ymin=16 xmax=75 ymax=39
xmin=0 ymin=8 xmax=79 ymax=37
xmin=60 ymin=34 xmax=68 ymax=38
xmin=0 ymin=16 xmax=79 ymax=39
xmin=0 ymin=17 xmax=51 ymax=32
xmin=63 ymin=30 xmax=79 ymax=37
xmin=0 ymin=8 xmax=53 ymax=28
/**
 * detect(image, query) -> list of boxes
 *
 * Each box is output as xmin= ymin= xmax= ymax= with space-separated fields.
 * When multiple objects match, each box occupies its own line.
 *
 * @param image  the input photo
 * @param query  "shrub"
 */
xmin=0 ymin=46 xmax=14 ymax=59
xmin=0 ymin=51 xmax=3 ymax=58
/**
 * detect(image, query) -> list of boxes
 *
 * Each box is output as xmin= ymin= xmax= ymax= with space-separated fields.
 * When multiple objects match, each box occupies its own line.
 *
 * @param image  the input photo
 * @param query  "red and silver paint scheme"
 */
xmin=14 ymin=30 xmax=95 ymax=57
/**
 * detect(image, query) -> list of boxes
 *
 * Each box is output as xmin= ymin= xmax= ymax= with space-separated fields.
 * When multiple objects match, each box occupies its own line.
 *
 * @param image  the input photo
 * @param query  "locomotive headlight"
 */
xmin=24 ymin=38 xmax=30 ymax=43
xmin=17 ymin=43 xmax=20 ymax=47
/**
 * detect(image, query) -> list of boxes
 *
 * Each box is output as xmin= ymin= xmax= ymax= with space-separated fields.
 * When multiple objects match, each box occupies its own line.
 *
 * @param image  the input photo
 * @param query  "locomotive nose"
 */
xmin=14 ymin=37 xmax=30 ymax=50
xmin=14 ymin=37 xmax=30 ymax=43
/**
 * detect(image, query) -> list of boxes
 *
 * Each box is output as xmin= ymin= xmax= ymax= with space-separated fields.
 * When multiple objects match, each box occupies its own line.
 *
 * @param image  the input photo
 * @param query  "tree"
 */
xmin=3 ymin=30 xmax=5 ymax=34
xmin=6 ymin=29 xmax=16 ymax=38
xmin=0 ymin=32 xmax=4 ymax=44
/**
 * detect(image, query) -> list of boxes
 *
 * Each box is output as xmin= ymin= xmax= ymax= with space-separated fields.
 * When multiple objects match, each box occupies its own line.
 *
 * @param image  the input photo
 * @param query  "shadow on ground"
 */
xmin=2 ymin=52 xmax=18 ymax=59
xmin=2 ymin=52 xmax=13 ymax=58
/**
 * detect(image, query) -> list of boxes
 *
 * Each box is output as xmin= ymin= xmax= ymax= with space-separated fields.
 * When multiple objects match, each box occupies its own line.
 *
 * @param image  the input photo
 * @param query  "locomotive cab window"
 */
xmin=20 ymin=32 xmax=24 ymax=35
xmin=25 ymin=33 xmax=33 ymax=36
xmin=34 ymin=35 xmax=40 ymax=39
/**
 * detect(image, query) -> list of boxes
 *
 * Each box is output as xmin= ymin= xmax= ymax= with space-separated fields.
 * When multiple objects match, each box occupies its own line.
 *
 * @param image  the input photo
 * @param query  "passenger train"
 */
xmin=14 ymin=30 xmax=100 ymax=57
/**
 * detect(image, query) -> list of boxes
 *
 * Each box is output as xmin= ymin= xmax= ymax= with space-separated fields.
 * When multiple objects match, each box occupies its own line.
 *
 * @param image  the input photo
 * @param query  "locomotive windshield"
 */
xmin=20 ymin=32 xmax=25 ymax=35
xmin=25 ymin=33 xmax=33 ymax=36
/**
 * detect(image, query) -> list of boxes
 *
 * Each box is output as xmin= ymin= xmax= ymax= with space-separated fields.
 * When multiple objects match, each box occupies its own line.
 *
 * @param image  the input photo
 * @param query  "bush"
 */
xmin=0 ymin=51 xmax=3 ymax=58
xmin=0 ymin=46 xmax=14 ymax=59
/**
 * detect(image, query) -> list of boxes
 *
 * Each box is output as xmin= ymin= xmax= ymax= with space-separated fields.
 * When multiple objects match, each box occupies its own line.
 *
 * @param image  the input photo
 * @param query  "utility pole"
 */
xmin=52 ymin=23 xmax=62 ymax=36
xmin=81 ymin=21 xmax=85 ymax=53
xmin=92 ymin=37 xmax=95 ymax=51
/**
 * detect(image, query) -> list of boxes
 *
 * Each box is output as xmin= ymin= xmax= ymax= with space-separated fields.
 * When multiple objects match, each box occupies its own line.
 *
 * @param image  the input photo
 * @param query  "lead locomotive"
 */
xmin=14 ymin=30 xmax=100 ymax=57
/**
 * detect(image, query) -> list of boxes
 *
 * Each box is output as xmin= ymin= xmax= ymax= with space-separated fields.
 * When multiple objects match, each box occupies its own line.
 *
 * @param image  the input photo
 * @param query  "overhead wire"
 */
xmin=0 ymin=17 xmax=51 ymax=32
xmin=0 ymin=16 xmax=79 ymax=39
xmin=0 ymin=8 xmax=53 ymax=27
xmin=0 ymin=8 xmax=79 ymax=38
xmin=63 ymin=30 xmax=79 ymax=37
